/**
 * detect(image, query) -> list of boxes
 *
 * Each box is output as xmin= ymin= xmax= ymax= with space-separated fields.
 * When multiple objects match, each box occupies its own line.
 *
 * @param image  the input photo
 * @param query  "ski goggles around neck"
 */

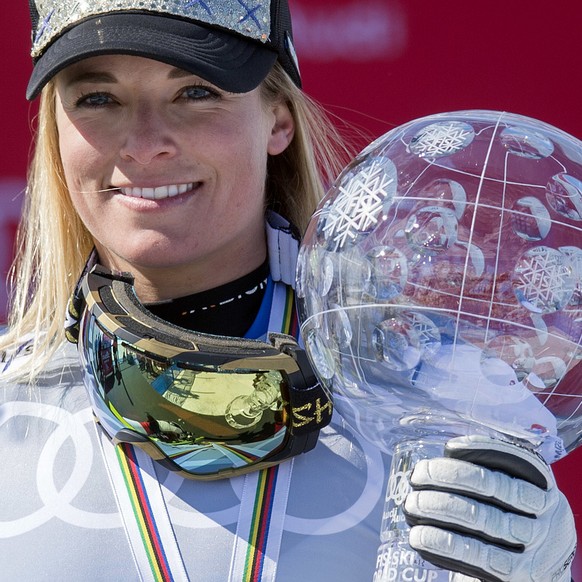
xmin=69 ymin=264 xmax=333 ymax=480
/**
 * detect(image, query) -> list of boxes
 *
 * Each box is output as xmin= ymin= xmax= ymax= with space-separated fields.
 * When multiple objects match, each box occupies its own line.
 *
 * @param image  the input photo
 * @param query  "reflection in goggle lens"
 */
xmin=83 ymin=318 xmax=291 ymax=475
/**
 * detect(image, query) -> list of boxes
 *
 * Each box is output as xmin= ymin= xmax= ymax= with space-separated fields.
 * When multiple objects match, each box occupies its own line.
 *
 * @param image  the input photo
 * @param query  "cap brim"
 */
xmin=27 ymin=13 xmax=278 ymax=100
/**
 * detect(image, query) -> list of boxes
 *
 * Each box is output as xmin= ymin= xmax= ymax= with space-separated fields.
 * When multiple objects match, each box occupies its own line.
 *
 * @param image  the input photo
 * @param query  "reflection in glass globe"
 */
xmin=297 ymin=110 xmax=582 ymax=462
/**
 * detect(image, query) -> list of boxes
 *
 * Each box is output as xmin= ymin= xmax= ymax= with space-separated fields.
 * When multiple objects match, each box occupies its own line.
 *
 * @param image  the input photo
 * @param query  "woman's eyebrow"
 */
xmin=62 ymin=66 xmax=197 ymax=87
xmin=63 ymin=71 xmax=117 ymax=87
xmin=167 ymin=67 xmax=197 ymax=79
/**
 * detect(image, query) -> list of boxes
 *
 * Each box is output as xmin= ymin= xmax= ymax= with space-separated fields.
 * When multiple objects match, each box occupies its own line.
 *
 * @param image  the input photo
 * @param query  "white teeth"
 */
xmin=120 ymin=183 xmax=193 ymax=199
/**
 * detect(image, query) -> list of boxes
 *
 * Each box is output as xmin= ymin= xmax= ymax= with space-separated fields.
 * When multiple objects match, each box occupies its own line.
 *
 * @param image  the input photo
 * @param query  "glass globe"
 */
xmin=297 ymin=110 xmax=582 ymax=463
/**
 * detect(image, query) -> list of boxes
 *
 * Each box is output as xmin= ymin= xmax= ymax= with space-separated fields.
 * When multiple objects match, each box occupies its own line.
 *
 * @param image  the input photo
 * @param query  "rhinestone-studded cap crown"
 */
xmin=30 ymin=0 xmax=273 ymax=58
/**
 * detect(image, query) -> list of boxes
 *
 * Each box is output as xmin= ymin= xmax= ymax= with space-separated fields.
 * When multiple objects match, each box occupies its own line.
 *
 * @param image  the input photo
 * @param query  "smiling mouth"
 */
xmin=119 ymin=183 xmax=195 ymax=200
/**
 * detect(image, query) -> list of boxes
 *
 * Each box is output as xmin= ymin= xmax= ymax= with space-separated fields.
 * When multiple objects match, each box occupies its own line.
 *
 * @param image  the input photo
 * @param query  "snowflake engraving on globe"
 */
xmin=321 ymin=155 xmax=397 ymax=250
xmin=297 ymin=110 xmax=582 ymax=462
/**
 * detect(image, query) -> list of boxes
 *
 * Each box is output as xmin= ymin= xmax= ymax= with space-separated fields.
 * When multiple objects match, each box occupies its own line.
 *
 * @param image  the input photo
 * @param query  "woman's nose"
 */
xmin=119 ymin=103 xmax=177 ymax=165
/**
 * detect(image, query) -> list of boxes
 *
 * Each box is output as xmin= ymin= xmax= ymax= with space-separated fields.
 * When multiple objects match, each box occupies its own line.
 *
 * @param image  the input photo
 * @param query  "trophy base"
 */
xmin=374 ymin=439 xmax=454 ymax=582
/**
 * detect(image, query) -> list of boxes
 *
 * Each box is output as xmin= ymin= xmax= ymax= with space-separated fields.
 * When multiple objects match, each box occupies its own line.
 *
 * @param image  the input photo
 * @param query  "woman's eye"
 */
xmin=76 ymin=92 xmax=114 ymax=108
xmin=181 ymin=85 xmax=219 ymax=101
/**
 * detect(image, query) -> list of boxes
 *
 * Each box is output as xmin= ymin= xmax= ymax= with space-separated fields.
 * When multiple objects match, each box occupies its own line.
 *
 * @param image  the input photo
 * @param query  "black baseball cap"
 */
xmin=27 ymin=0 xmax=301 ymax=100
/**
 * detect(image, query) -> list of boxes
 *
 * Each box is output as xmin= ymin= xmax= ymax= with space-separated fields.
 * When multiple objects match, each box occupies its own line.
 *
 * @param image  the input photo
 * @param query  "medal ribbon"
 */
xmin=98 ymin=429 xmax=188 ymax=582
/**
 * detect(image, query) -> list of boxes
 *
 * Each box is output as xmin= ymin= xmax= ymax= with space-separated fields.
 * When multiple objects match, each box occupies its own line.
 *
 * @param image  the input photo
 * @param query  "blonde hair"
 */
xmin=0 ymin=63 xmax=358 ymax=381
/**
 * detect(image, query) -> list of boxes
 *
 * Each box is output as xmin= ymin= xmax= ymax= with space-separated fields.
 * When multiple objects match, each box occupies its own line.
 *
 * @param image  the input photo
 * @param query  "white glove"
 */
xmin=403 ymin=435 xmax=576 ymax=582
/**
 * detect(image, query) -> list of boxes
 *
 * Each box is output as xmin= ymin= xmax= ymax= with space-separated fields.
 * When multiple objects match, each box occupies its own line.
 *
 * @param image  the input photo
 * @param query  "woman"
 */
xmin=0 ymin=1 xmax=575 ymax=580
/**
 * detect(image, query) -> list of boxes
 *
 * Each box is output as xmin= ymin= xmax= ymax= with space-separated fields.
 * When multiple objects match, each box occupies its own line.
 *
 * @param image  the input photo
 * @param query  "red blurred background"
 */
xmin=2 ymin=0 xmax=581 ymax=574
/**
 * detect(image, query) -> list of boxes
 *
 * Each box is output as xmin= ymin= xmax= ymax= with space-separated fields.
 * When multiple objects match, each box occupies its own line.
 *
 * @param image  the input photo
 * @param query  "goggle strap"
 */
xmin=65 ymin=249 xmax=99 ymax=344
xmin=275 ymin=337 xmax=334 ymax=436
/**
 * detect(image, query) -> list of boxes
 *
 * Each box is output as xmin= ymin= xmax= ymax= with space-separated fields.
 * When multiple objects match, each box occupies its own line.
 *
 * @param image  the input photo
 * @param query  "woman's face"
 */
xmin=54 ymin=55 xmax=294 ymax=301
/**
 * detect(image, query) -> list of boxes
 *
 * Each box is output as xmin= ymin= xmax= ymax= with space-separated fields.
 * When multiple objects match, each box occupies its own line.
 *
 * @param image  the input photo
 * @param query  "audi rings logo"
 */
xmin=0 ymin=400 xmax=387 ymax=538
xmin=387 ymin=469 xmax=411 ymax=507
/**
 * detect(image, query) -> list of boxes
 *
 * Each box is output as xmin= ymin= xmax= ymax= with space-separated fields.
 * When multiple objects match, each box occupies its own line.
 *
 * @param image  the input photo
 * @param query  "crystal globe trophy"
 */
xmin=296 ymin=110 xmax=582 ymax=581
